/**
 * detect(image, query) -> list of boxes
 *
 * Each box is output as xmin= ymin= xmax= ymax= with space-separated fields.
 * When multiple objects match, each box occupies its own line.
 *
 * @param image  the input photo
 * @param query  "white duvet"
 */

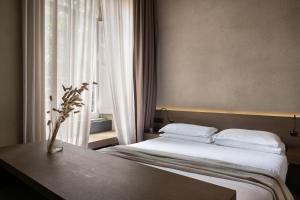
xmin=129 ymin=137 xmax=289 ymax=200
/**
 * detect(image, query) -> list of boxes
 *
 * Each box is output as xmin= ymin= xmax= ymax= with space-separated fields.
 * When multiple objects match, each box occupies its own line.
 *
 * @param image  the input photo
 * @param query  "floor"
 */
xmin=292 ymin=192 xmax=300 ymax=200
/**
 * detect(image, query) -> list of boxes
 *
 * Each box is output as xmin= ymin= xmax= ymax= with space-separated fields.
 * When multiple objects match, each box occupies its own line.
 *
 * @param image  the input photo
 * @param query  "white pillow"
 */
xmin=160 ymin=133 xmax=213 ymax=143
xmin=213 ymin=129 xmax=282 ymax=147
xmin=214 ymin=139 xmax=286 ymax=154
xmin=159 ymin=123 xmax=218 ymax=137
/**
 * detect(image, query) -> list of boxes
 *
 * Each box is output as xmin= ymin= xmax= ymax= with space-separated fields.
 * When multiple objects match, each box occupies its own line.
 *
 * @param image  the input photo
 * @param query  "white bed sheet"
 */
xmin=129 ymin=137 xmax=288 ymax=181
xmin=128 ymin=137 xmax=289 ymax=200
xmin=147 ymin=164 xmax=273 ymax=200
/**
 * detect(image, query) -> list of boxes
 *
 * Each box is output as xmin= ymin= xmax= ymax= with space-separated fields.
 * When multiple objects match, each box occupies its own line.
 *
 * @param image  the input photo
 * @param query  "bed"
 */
xmin=102 ymin=133 xmax=293 ymax=200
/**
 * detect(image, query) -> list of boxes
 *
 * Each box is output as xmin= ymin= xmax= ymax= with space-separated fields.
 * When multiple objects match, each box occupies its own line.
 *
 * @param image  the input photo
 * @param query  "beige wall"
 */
xmin=157 ymin=0 xmax=300 ymax=114
xmin=0 ymin=0 xmax=22 ymax=147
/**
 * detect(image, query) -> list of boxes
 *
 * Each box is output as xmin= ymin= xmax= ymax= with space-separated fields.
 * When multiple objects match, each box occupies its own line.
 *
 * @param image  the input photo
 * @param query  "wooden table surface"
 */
xmin=0 ymin=141 xmax=236 ymax=200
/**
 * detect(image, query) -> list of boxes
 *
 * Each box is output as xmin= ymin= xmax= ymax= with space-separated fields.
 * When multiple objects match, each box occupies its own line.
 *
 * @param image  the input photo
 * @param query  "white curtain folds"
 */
xmin=23 ymin=0 xmax=46 ymax=143
xmin=102 ymin=0 xmax=136 ymax=145
xmin=45 ymin=0 xmax=99 ymax=147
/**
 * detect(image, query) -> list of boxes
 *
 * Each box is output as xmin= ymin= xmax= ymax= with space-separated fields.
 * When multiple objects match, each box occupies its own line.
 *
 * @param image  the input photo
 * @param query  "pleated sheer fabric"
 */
xmin=102 ymin=0 xmax=136 ymax=145
xmin=22 ymin=0 xmax=46 ymax=143
xmin=45 ymin=0 xmax=99 ymax=147
xmin=133 ymin=0 xmax=157 ymax=142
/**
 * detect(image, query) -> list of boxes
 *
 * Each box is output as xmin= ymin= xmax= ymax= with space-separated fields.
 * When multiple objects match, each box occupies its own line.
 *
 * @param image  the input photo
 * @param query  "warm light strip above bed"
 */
xmin=156 ymin=106 xmax=300 ymax=118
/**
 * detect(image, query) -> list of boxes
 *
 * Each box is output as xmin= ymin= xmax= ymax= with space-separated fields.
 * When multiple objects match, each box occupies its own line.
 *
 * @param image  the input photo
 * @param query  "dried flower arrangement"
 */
xmin=47 ymin=82 xmax=97 ymax=153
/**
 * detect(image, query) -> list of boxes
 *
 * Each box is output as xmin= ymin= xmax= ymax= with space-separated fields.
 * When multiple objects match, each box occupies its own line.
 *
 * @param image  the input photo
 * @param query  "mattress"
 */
xmin=128 ymin=137 xmax=289 ymax=200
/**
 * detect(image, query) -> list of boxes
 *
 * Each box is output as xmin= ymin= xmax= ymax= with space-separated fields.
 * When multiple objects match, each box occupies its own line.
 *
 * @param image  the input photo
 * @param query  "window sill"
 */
xmin=88 ymin=131 xmax=118 ymax=150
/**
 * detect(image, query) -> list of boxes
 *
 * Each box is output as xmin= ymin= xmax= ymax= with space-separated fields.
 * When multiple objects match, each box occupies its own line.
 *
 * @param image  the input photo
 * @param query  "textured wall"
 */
xmin=157 ymin=0 xmax=300 ymax=113
xmin=0 ymin=0 xmax=22 ymax=147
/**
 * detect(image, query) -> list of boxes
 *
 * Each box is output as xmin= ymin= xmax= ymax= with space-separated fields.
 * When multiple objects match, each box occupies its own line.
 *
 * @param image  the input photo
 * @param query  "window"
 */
xmin=89 ymin=4 xmax=117 ymax=148
xmin=45 ymin=0 xmax=117 ymax=146
xmin=46 ymin=0 xmax=113 ymax=119
xmin=90 ymin=10 xmax=114 ymax=119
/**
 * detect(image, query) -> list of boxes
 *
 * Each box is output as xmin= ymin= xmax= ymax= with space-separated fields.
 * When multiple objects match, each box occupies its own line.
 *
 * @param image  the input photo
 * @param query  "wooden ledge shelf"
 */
xmin=156 ymin=106 xmax=299 ymax=118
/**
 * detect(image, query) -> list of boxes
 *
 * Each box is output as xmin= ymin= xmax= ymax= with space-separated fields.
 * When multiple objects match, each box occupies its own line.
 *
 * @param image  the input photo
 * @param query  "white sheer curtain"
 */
xmin=45 ymin=0 xmax=99 ymax=147
xmin=102 ymin=0 xmax=136 ymax=145
xmin=23 ymin=0 xmax=46 ymax=143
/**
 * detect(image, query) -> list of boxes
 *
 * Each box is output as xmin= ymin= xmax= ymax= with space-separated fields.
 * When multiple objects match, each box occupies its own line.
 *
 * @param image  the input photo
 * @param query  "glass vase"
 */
xmin=47 ymin=122 xmax=63 ymax=154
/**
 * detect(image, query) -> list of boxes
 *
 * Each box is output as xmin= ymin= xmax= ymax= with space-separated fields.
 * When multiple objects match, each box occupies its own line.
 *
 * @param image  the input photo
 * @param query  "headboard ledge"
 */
xmin=156 ymin=106 xmax=300 ymax=118
xmin=154 ymin=108 xmax=300 ymax=148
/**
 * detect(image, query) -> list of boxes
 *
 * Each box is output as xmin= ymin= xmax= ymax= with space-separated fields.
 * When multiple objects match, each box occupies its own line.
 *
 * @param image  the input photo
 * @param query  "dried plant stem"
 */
xmin=47 ymin=82 xmax=96 ymax=153
xmin=50 ymin=97 xmax=54 ymax=132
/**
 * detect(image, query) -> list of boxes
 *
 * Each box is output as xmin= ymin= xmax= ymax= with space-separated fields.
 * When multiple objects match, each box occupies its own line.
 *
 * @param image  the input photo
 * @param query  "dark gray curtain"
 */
xmin=133 ymin=0 xmax=157 ymax=142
